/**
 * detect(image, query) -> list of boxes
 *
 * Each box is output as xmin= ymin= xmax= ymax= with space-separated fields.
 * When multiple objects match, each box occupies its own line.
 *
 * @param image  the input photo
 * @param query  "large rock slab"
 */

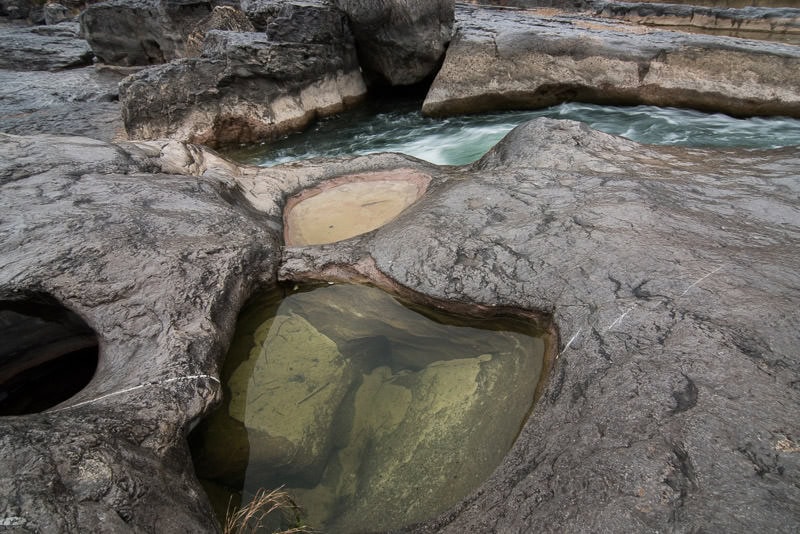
xmin=423 ymin=4 xmax=800 ymax=118
xmin=594 ymin=1 xmax=800 ymax=43
xmin=0 ymin=21 xmax=93 ymax=71
xmin=1 ymin=118 xmax=799 ymax=532
xmin=118 ymin=3 xmax=367 ymax=146
xmin=333 ymin=0 xmax=455 ymax=85
xmin=0 ymin=65 xmax=124 ymax=141
xmin=0 ymin=133 xmax=284 ymax=531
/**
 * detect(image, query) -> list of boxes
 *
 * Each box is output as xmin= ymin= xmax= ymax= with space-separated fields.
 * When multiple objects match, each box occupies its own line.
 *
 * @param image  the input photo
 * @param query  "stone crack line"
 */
xmin=678 ymin=265 xmax=724 ymax=297
xmin=558 ymin=264 xmax=726 ymax=358
xmin=48 ymin=374 xmax=221 ymax=412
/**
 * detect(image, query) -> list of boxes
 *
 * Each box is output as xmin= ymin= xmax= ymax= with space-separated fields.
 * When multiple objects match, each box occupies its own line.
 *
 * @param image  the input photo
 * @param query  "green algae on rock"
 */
xmin=190 ymin=283 xmax=547 ymax=532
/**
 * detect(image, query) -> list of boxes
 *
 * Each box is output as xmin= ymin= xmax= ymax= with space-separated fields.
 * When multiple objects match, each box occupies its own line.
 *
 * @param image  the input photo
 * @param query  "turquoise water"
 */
xmin=226 ymin=100 xmax=800 ymax=167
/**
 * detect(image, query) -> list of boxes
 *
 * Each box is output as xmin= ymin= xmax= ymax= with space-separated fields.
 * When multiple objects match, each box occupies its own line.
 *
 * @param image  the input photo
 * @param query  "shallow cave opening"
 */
xmin=0 ymin=296 xmax=99 ymax=416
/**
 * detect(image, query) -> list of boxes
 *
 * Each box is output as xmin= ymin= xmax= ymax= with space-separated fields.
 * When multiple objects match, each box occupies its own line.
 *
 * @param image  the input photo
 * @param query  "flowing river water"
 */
xmin=227 ymin=100 xmax=800 ymax=167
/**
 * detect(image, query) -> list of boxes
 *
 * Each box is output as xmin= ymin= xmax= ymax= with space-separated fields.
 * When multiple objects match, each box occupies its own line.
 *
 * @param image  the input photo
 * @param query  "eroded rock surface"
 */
xmin=1 ymin=116 xmax=799 ymax=532
xmin=0 ymin=18 xmax=124 ymax=141
xmin=333 ymin=0 xmax=455 ymax=85
xmin=79 ymin=0 xmax=214 ymax=65
xmin=423 ymin=4 xmax=800 ymax=117
xmin=0 ymin=21 xmax=92 ymax=70
xmin=0 ymin=133 xmax=282 ymax=531
xmin=594 ymin=1 xmax=800 ymax=42
xmin=118 ymin=1 xmax=367 ymax=146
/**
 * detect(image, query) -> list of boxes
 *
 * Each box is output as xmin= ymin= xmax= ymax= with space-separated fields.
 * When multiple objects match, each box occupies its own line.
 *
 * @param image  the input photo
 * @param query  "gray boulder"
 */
xmin=118 ymin=2 xmax=366 ymax=146
xmin=80 ymin=0 xmax=214 ymax=65
xmin=423 ymin=4 xmax=800 ymax=118
xmin=185 ymin=5 xmax=255 ymax=56
xmin=0 ymin=22 xmax=93 ymax=71
xmin=333 ymin=0 xmax=455 ymax=86
xmin=1 ymin=117 xmax=799 ymax=532
xmin=0 ymin=133 xmax=281 ymax=532
xmin=44 ymin=2 xmax=73 ymax=25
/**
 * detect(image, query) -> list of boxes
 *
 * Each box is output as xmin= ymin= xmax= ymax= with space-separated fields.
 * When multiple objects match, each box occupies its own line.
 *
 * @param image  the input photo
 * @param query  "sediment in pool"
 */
xmin=283 ymin=169 xmax=431 ymax=246
xmin=190 ymin=283 xmax=552 ymax=532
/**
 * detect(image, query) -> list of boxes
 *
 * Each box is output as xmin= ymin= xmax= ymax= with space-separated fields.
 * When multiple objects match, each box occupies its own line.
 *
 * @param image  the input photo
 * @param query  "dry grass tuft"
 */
xmin=223 ymin=487 xmax=314 ymax=534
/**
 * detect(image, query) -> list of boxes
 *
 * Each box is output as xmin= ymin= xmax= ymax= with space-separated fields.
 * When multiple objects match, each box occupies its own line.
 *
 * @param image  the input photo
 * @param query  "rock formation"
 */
xmin=79 ymin=0 xmax=215 ymax=65
xmin=423 ymin=4 xmax=800 ymax=118
xmin=0 ymin=22 xmax=92 ymax=71
xmin=3 ymin=115 xmax=798 ymax=531
xmin=333 ymin=0 xmax=455 ymax=85
xmin=117 ymin=1 xmax=367 ymax=146
xmin=594 ymin=1 xmax=800 ymax=41
xmin=0 ymin=20 xmax=124 ymax=141
xmin=2 ymin=0 xmax=800 ymax=532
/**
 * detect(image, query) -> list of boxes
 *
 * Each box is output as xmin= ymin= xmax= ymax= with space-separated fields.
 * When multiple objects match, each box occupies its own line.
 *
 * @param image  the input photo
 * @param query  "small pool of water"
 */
xmin=190 ymin=283 xmax=548 ymax=532
xmin=225 ymin=100 xmax=800 ymax=167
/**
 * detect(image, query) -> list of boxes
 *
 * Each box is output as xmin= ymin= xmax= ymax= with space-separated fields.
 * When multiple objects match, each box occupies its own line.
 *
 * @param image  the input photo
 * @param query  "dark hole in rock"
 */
xmin=190 ymin=283 xmax=552 ymax=532
xmin=0 ymin=297 xmax=99 ymax=416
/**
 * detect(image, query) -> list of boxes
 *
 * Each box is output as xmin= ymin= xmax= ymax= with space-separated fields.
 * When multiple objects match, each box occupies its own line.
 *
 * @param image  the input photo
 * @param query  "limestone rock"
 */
xmin=185 ymin=5 xmax=255 ymax=57
xmin=282 ymin=118 xmax=800 ymax=532
xmin=244 ymin=0 xmax=352 ymax=44
xmin=118 ymin=23 xmax=366 ymax=145
xmin=43 ymin=2 xmax=73 ymax=25
xmin=423 ymin=4 xmax=800 ymax=118
xmin=1 ymin=89 xmax=799 ymax=533
xmin=80 ymin=0 xmax=213 ymax=66
xmin=333 ymin=0 xmax=455 ymax=85
xmin=0 ymin=22 xmax=93 ymax=71
xmin=594 ymin=2 xmax=800 ymax=42
xmin=0 ymin=133 xmax=282 ymax=531
xmin=0 ymin=65 xmax=124 ymax=141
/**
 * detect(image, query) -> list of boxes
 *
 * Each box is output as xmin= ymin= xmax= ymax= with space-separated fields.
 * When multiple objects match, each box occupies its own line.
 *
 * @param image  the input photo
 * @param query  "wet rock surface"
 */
xmin=423 ymin=4 xmax=800 ymax=117
xmin=1 ymin=115 xmax=799 ymax=531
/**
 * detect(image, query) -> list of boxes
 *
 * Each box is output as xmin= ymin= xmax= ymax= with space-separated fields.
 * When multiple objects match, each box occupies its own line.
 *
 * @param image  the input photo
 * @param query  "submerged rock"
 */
xmin=228 ymin=313 xmax=356 ymax=483
xmin=423 ymin=4 xmax=800 ymax=118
